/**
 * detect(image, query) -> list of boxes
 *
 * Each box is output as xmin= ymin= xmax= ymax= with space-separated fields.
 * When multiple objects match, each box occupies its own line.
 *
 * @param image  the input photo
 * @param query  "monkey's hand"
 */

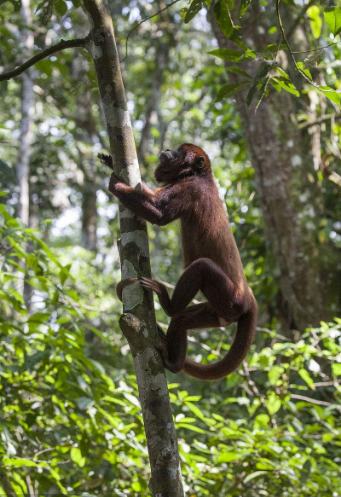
xmin=139 ymin=277 xmax=173 ymax=316
xmin=98 ymin=153 xmax=113 ymax=170
xmin=108 ymin=172 xmax=127 ymax=195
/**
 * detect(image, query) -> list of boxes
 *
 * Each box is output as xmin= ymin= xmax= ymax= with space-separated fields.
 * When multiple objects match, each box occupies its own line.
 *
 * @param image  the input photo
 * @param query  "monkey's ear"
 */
xmin=194 ymin=156 xmax=205 ymax=169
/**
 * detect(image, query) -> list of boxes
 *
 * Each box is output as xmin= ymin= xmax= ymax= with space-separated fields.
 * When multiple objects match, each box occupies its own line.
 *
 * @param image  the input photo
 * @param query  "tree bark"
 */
xmin=83 ymin=1 xmax=184 ymax=495
xmin=17 ymin=0 xmax=34 ymax=225
xmin=208 ymin=0 xmax=337 ymax=331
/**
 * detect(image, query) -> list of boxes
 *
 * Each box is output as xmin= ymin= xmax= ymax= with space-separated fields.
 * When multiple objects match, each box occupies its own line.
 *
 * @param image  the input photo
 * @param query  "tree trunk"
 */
xmin=208 ymin=0 xmax=336 ymax=331
xmin=71 ymin=19 xmax=99 ymax=252
xmin=17 ymin=0 xmax=34 ymax=225
xmin=83 ymin=1 xmax=184 ymax=495
xmin=81 ymin=179 xmax=98 ymax=251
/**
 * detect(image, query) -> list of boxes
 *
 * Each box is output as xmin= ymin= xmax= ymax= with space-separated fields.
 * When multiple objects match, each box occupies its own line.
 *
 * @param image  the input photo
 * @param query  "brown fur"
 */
xmin=108 ymin=144 xmax=258 ymax=380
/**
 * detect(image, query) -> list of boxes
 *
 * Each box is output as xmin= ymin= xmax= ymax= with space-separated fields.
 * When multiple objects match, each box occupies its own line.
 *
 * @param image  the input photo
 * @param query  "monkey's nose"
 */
xmin=165 ymin=149 xmax=170 ymax=151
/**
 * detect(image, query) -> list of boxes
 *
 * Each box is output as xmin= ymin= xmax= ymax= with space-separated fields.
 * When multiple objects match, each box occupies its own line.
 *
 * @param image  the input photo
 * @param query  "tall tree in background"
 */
xmin=208 ymin=0 xmax=338 ymax=331
xmin=17 ymin=0 xmax=34 ymax=226
xmin=72 ymin=14 xmax=99 ymax=252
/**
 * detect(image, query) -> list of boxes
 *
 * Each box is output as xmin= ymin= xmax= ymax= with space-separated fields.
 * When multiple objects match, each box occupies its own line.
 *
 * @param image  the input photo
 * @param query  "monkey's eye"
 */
xmin=178 ymin=147 xmax=184 ymax=153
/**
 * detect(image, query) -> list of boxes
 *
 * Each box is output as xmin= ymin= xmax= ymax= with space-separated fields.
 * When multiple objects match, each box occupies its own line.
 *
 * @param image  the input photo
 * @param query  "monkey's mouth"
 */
xmin=159 ymin=151 xmax=172 ymax=162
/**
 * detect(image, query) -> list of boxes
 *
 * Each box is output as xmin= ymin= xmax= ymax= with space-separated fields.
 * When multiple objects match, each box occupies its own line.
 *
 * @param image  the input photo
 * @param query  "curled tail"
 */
xmin=182 ymin=306 xmax=258 ymax=381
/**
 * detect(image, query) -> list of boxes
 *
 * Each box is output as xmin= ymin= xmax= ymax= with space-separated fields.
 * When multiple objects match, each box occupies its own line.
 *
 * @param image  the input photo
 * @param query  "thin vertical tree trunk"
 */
xmin=81 ymin=176 xmax=98 ymax=251
xmin=208 ymin=0 xmax=337 ymax=330
xmin=17 ymin=0 xmax=34 ymax=226
xmin=72 ymin=13 xmax=99 ymax=252
xmin=83 ymin=1 xmax=184 ymax=495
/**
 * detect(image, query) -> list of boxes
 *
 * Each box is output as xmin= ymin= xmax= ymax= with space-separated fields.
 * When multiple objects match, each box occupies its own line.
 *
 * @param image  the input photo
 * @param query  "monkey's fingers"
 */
xmin=139 ymin=277 xmax=163 ymax=295
xmin=116 ymin=277 xmax=139 ymax=301
xmin=98 ymin=153 xmax=113 ymax=170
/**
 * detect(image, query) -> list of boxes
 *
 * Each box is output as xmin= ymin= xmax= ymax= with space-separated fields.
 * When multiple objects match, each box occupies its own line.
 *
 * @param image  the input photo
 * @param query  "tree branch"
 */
xmin=121 ymin=0 xmax=181 ymax=62
xmin=0 ymin=37 xmax=89 ymax=82
xmin=276 ymin=0 xmax=319 ymax=89
xmin=298 ymin=113 xmax=341 ymax=129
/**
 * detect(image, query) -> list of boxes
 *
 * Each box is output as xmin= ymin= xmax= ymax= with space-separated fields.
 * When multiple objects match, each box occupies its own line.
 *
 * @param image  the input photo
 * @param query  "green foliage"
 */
xmin=1 ymin=202 xmax=341 ymax=495
xmin=214 ymin=0 xmax=237 ymax=39
xmin=324 ymin=6 xmax=341 ymax=36
xmin=184 ymin=0 xmax=206 ymax=23
xmin=216 ymin=81 xmax=250 ymax=101
xmin=0 ymin=201 xmax=150 ymax=495
xmin=209 ymin=0 xmax=341 ymax=108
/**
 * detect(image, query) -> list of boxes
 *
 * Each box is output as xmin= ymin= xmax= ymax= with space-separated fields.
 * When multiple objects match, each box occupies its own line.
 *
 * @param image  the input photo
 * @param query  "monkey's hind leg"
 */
xmin=159 ymin=303 xmax=221 ymax=374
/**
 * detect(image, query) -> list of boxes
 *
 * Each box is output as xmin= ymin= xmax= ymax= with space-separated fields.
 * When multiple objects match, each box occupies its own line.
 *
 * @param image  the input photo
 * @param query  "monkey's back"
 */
xmin=180 ymin=175 xmax=248 ymax=294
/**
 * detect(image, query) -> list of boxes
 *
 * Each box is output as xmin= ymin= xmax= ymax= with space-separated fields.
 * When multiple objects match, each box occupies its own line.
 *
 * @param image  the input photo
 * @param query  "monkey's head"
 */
xmin=155 ymin=144 xmax=211 ymax=184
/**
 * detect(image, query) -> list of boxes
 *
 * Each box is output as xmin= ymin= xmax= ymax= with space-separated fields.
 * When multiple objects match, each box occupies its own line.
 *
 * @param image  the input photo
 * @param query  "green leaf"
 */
xmin=176 ymin=423 xmax=207 ymax=433
xmin=244 ymin=471 xmax=269 ymax=483
xmin=214 ymin=0 xmax=237 ymax=39
xmin=254 ymin=414 xmax=270 ymax=429
xmin=266 ymin=392 xmax=282 ymax=415
xmin=319 ymin=86 xmax=340 ymax=105
xmin=208 ymin=48 xmax=244 ymax=61
xmin=263 ymin=43 xmax=287 ymax=52
xmin=246 ymin=63 xmax=274 ymax=106
xmin=240 ymin=0 xmax=251 ymax=16
xmin=299 ymin=369 xmax=315 ymax=389
xmin=308 ymin=6 xmax=322 ymax=39
xmin=332 ymin=363 xmax=341 ymax=376
xmin=3 ymin=457 xmax=37 ymax=468
xmin=217 ymin=451 xmax=242 ymax=463
xmin=55 ymin=0 xmax=67 ymax=16
xmin=271 ymin=77 xmax=300 ymax=97
xmin=296 ymin=62 xmax=312 ymax=80
xmin=217 ymin=81 xmax=250 ymax=101
xmin=226 ymin=66 xmax=252 ymax=79
xmin=28 ymin=312 xmax=50 ymax=323
xmin=70 ymin=447 xmax=85 ymax=467
xmin=324 ymin=7 xmax=341 ymax=36
xmin=184 ymin=0 xmax=204 ymax=23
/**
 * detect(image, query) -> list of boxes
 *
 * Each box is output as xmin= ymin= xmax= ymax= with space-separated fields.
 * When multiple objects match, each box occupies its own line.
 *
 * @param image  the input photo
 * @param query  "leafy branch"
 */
xmin=276 ymin=0 xmax=340 ymax=106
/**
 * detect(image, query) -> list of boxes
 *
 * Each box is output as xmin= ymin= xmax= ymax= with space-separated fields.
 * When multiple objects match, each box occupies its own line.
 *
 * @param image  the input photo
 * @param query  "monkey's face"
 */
xmin=155 ymin=144 xmax=211 ymax=184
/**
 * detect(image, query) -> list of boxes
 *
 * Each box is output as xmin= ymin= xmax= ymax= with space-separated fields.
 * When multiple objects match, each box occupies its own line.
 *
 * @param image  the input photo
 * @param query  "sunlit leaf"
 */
xmin=240 ymin=0 xmax=251 ymax=16
xmin=308 ymin=6 xmax=322 ymax=39
xmin=319 ymin=85 xmax=340 ymax=105
xmin=324 ymin=7 xmax=341 ymax=36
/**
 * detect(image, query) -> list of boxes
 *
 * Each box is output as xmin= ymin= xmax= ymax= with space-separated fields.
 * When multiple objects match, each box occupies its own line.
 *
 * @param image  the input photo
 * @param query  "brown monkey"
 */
xmin=100 ymin=144 xmax=258 ymax=380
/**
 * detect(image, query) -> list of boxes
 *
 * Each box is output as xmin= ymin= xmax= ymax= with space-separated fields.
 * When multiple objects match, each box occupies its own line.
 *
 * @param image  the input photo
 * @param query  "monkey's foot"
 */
xmin=139 ymin=277 xmax=172 ymax=315
xmin=139 ymin=277 xmax=164 ymax=296
xmin=116 ymin=278 xmax=139 ymax=302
